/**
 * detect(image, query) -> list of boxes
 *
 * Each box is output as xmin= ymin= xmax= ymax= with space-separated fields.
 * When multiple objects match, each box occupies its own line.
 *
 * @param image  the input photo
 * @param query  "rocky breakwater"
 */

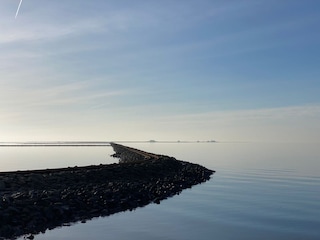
xmin=0 ymin=143 xmax=214 ymax=239
xmin=110 ymin=143 xmax=161 ymax=162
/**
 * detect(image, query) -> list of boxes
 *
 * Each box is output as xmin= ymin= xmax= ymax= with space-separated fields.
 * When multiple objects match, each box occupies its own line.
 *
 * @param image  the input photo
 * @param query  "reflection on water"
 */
xmin=0 ymin=146 xmax=116 ymax=172
xmin=6 ymin=142 xmax=320 ymax=240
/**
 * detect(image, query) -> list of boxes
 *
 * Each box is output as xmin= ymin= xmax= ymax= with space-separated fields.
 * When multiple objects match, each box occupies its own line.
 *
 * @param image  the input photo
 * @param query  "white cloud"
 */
xmin=0 ymin=80 xmax=130 ymax=111
xmin=161 ymin=105 xmax=320 ymax=121
xmin=0 ymin=19 xmax=105 ymax=44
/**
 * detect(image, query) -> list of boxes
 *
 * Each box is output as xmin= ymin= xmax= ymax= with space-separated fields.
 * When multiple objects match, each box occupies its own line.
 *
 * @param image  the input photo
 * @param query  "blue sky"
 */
xmin=1 ymin=0 xmax=320 ymax=142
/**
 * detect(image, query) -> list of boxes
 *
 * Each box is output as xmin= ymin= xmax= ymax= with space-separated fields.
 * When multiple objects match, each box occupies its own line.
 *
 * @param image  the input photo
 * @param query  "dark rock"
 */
xmin=0 ymin=143 xmax=214 ymax=239
xmin=0 ymin=181 xmax=5 ymax=190
xmin=26 ymin=234 xmax=35 ymax=239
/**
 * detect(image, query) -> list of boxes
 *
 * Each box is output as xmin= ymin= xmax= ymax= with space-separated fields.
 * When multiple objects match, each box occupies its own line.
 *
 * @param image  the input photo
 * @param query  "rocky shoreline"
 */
xmin=0 ymin=143 xmax=214 ymax=239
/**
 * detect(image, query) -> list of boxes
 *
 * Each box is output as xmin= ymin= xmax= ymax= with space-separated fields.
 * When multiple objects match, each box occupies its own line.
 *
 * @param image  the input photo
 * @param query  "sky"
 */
xmin=1 ymin=0 xmax=320 ymax=142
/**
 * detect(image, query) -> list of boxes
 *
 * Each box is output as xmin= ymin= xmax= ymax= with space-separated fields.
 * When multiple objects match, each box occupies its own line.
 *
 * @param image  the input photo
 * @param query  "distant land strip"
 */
xmin=0 ymin=140 xmax=216 ymax=147
xmin=0 ymin=142 xmax=111 ymax=147
xmin=0 ymin=144 xmax=111 ymax=147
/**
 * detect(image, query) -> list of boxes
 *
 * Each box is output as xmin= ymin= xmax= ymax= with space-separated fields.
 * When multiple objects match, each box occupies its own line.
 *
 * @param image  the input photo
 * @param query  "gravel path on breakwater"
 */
xmin=0 ymin=143 xmax=214 ymax=239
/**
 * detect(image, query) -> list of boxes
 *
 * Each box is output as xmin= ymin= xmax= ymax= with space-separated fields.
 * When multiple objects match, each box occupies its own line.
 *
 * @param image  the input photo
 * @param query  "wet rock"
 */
xmin=0 ymin=181 xmax=5 ymax=190
xmin=0 ymin=144 xmax=214 ymax=239
xmin=26 ymin=234 xmax=35 ymax=240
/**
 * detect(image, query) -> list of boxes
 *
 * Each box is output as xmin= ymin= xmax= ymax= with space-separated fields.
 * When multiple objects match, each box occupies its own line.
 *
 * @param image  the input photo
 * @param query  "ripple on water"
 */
xmin=183 ymin=168 xmax=320 ymax=239
xmin=16 ymin=158 xmax=320 ymax=240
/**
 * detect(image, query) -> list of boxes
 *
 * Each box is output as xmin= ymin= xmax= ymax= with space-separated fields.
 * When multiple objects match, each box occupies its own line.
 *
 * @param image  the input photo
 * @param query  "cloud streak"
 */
xmin=15 ymin=0 xmax=23 ymax=19
xmin=1 ymin=19 xmax=106 ymax=44
xmin=0 ymin=81 xmax=130 ymax=111
xmin=157 ymin=105 xmax=320 ymax=124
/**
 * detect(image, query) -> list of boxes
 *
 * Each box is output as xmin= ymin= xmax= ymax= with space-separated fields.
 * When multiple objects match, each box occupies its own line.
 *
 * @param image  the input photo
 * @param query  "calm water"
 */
xmin=1 ymin=142 xmax=319 ymax=239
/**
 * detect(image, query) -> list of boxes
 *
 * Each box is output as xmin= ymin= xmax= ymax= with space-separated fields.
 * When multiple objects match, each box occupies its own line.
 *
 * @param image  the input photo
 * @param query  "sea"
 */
xmin=1 ymin=142 xmax=319 ymax=240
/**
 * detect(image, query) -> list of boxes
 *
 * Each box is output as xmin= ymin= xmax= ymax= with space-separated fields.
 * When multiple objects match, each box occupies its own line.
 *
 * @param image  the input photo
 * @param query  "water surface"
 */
xmin=1 ymin=142 xmax=318 ymax=239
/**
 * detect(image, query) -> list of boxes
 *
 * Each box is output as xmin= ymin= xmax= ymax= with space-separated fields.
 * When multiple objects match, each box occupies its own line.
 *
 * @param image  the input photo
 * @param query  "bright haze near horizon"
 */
xmin=1 ymin=0 xmax=320 ymax=143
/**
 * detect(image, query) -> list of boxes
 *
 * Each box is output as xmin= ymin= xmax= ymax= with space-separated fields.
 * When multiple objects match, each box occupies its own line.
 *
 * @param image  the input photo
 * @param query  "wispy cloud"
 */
xmin=0 ymin=80 xmax=131 ymax=111
xmin=156 ymin=105 xmax=320 ymax=124
xmin=125 ymin=104 xmax=320 ymax=142
xmin=0 ymin=19 xmax=106 ymax=44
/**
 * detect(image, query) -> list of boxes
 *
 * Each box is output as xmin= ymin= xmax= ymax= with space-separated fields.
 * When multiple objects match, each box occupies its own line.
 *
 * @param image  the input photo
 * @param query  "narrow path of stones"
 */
xmin=0 ymin=143 xmax=214 ymax=239
xmin=110 ymin=143 xmax=160 ymax=162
